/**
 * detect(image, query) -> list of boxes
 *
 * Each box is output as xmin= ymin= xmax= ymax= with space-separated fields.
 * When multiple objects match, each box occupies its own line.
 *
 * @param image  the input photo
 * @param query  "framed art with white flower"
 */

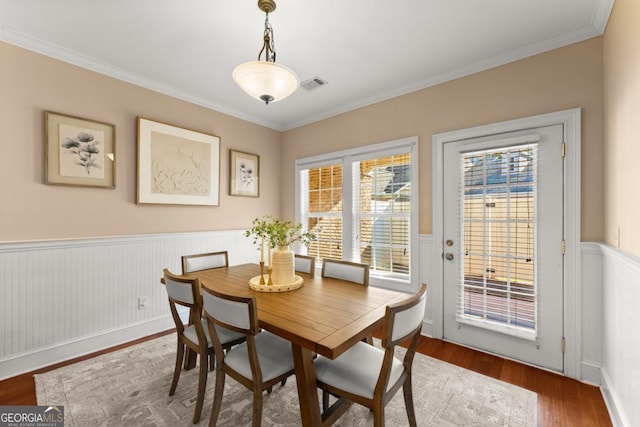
xmin=44 ymin=111 xmax=116 ymax=188
xmin=229 ymin=149 xmax=259 ymax=197
xmin=137 ymin=117 xmax=220 ymax=206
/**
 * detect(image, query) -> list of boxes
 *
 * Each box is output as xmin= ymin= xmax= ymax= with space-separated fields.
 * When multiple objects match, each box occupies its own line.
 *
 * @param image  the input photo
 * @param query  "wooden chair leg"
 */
xmin=208 ymin=366 xmax=225 ymax=427
xmin=403 ymin=378 xmax=417 ymax=427
xmin=322 ymin=390 xmax=330 ymax=412
xmin=252 ymin=389 xmax=263 ymax=427
xmin=372 ymin=406 xmax=385 ymax=427
xmin=193 ymin=353 xmax=208 ymax=424
xmin=184 ymin=347 xmax=197 ymax=370
xmin=169 ymin=341 xmax=185 ymax=396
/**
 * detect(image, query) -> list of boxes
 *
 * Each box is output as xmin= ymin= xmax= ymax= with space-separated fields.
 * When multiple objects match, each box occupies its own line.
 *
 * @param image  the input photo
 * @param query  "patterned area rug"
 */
xmin=35 ymin=334 xmax=536 ymax=426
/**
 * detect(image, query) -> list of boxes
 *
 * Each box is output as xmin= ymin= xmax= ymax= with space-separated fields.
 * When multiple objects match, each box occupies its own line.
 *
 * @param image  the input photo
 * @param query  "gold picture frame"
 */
xmin=137 ymin=117 xmax=220 ymax=206
xmin=229 ymin=149 xmax=259 ymax=197
xmin=44 ymin=111 xmax=116 ymax=188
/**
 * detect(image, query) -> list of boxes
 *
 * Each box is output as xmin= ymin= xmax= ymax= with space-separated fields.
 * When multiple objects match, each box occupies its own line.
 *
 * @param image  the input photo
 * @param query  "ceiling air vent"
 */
xmin=301 ymin=76 xmax=328 ymax=91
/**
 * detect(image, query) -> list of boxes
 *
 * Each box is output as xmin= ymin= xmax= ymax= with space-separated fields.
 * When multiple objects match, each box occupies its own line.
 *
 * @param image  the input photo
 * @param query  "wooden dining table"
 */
xmin=187 ymin=263 xmax=407 ymax=427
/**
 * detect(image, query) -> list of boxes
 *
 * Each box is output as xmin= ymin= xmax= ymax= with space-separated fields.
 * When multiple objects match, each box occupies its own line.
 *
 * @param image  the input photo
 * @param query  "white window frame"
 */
xmin=295 ymin=137 xmax=419 ymax=292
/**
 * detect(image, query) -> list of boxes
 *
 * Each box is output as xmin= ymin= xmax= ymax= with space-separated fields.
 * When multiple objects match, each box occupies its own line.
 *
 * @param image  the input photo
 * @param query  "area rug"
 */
xmin=35 ymin=334 xmax=536 ymax=426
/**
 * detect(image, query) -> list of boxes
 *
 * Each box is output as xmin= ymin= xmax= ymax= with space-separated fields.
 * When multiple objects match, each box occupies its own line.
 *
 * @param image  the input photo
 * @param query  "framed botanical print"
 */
xmin=44 ymin=111 xmax=116 ymax=188
xmin=229 ymin=149 xmax=259 ymax=197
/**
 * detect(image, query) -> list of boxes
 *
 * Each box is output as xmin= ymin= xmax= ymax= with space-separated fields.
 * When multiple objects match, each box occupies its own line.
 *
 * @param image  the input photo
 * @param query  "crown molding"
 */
xmin=1 ymin=0 xmax=613 ymax=133
xmin=0 ymin=27 xmax=286 ymax=131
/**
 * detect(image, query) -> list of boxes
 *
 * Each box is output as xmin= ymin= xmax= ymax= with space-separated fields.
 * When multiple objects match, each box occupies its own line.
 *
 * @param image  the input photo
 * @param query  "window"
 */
xmin=462 ymin=144 xmax=537 ymax=332
xmin=296 ymin=138 xmax=417 ymax=288
xmin=301 ymin=164 xmax=343 ymax=261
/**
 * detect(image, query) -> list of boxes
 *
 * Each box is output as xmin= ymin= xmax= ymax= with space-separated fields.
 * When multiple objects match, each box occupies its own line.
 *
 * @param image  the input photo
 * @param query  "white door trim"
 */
xmin=432 ymin=108 xmax=581 ymax=378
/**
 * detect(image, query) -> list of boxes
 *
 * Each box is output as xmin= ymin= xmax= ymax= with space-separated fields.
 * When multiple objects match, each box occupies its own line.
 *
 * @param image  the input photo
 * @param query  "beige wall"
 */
xmin=2 ymin=36 xmax=606 ymax=243
xmin=0 ymin=42 xmax=282 ymax=242
xmin=603 ymin=0 xmax=640 ymax=257
xmin=282 ymin=38 xmax=605 ymax=241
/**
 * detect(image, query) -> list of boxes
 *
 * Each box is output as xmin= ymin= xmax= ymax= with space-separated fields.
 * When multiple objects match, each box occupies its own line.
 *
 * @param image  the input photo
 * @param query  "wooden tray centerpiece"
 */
xmin=249 ymin=274 xmax=304 ymax=292
xmin=245 ymin=215 xmax=316 ymax=293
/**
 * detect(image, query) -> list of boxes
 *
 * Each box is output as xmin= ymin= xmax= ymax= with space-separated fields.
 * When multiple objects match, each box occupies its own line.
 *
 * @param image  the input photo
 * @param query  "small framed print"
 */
xmin=137 ymin=117 xmax=220 ymax=206
xmin=44 ymin=111 xmax=116 ymax=188
xmin=229 ymin=149 xmax=259 ymax=197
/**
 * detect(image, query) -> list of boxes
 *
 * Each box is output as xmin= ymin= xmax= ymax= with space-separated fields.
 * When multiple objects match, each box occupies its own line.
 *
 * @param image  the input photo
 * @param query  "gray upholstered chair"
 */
xmin=321 ymin=258 xmax=370 ymax=286
xmin=162 ymin=268 xmax=245 ymax=424
xmin=181 ymin=251 xmax=229 ymax=274
xmin=294 ymin=254 xmax=316 ymax=276
xmin=321 ymin=258 xmax=372 ymax=343
xmin=202 ymin=286 xmax=296 ymax=427
xmin=313 ymin=283 xmax=427 ymax=427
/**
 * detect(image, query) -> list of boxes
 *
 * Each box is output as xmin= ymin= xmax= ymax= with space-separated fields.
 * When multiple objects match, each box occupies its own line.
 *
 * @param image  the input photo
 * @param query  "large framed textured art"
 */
xmin=44 ymin=111 xmax=116 ymax=188
xmin=229 ymin=149 xmax=259 ymax=197
xmin=137 ymin=117 xmax=220 ymax=206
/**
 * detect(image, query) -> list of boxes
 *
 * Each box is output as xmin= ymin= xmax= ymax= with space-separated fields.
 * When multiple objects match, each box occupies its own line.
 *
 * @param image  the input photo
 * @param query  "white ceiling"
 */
xmin=0 ymin=0 xmax=613 ymax=131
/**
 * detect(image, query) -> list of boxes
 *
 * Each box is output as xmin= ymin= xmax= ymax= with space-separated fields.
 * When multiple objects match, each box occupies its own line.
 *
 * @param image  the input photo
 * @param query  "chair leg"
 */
xmin=403 ymin=378 xmax=417 ymax=427
xmin=322 ymin=390 xmax=330 ymax=412
xmin=373 ymin=406 xmax=385 ymax=427
xmin=209 ymin=352 xmax=215 ymax=371
xmin=169 ymin=341 xmax=185 ymax=396
xmin=252 ymin=389 xmax=263 ymax=427
xmin=208 ymin=366 xmax=225 ymax=427
xmin=193 ymin=353 xmax=208 ymax=424
xmin=184 ymin=348 xmax=197 ymax=370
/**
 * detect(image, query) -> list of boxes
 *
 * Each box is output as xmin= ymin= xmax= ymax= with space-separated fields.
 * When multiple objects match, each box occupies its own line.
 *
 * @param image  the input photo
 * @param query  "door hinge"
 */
xmin=561 ymin=337 xmax=566 ymax=353
xmin=561 ymin=240 xmax=566 ymax=254
xmin=561 ymin=142 xmax=566 ymax=158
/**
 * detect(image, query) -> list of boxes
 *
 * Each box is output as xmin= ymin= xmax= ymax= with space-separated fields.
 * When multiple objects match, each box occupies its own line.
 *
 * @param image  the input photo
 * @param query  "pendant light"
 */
xmin=232 ymin=0 xmax=299 ymax=105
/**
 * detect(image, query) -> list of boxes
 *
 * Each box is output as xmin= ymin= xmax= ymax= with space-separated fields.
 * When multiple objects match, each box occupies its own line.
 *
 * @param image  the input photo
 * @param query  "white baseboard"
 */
xmin=420 ymin=320 xmax=433 ymax=338
xmin=601 ymin=367 xmax=630 ymax=427
xmin=579 ymin=360 xmax=602 ymax=386
xmin=0 ymin=316 xmax=174 ymax=381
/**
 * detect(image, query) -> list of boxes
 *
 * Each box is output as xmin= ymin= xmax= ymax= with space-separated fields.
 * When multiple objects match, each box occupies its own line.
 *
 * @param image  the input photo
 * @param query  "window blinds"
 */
xmin=300 ymin=151 xmax=412 ymax=280
xmin=302 ymin=164 xmax=344 ymax=261
xmin=460 ymin=143 xmax=537 ymax=334
xmin=353 ymin=154 xmax=411 ymax=278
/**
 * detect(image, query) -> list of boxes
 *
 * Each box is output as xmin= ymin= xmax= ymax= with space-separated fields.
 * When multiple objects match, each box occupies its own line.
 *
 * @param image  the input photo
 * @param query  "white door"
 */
xmin=442 ymin=125 xmax=564 ymax=371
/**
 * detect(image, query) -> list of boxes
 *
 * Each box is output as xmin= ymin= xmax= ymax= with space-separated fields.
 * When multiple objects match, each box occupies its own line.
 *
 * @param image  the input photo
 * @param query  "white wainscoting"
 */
xmin=2 ymin=232 xmax=632 ymax=427
xmin=418 ymin=235 xmax=434 ymax=337
xmin=599 ymin=244 xmax=640 ymax=427
xmin=580 ymin=242 xmax=605 ymax=386
xmin=0 ymin=230 xmax=258 ymax=380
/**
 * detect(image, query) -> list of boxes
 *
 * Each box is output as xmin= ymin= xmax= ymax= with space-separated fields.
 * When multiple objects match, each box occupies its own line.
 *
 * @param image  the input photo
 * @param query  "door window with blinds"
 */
xmin=296 ymin=138 xmax=417 ymax=287
xmin=460 ymin=143 xmax=537 ymax=334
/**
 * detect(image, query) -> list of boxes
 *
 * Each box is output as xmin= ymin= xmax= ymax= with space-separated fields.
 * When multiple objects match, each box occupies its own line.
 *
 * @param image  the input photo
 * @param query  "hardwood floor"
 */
xmin=414 ymin=336 xmax=612 ymax=426
xmin=0 ymin=332 xmax=611 ymax=426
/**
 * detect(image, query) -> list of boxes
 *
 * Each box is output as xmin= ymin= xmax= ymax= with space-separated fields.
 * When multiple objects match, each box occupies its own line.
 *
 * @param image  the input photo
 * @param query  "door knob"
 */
xmin=445 ymin=253 xmax=454 ymax=261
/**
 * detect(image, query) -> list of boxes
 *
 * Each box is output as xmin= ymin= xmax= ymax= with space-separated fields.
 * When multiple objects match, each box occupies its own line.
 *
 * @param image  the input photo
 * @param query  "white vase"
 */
xmin=271 ymin=245 xmax=296 ymax=285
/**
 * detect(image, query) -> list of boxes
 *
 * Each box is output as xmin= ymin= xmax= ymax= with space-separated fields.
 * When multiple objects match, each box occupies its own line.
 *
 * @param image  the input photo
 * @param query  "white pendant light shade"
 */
xmin=233 ymin=61 xmax=299 ymax=104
